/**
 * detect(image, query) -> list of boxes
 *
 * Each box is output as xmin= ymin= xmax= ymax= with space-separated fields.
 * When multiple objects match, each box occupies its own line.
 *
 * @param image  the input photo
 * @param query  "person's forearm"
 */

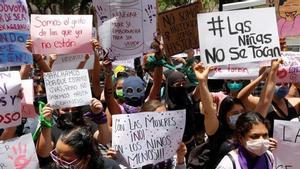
xmin=147 ymin=66 xmax=162 ymax=100
xmin=104 ymin=73 xmax=122 ymax=114
xmin=36 ymin=128 xmax=53 ymax=157
xmin=237 ymin=73 xmax=266 ymax=100
xmin=92 ymin=54 xmax=102 ymax=98
xmin=94 ymin=123 xmax=112 ymax=145
xmin=20 ymin=64 xmax=32 ymax=79
xmin=0 ymin=127 xmax=16 ymax=140
xmin=35 ymin=55 xmax=51 ymax=72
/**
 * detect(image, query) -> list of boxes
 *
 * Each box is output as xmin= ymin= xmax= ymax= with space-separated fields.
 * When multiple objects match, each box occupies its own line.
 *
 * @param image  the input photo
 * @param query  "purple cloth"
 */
xmin=238 ymin=146 xmax=272 ymax=169
xmin=83 ymin=111 xmax=107 ymax=124
xmin=122 ymin=103 xmax=140 ymax=114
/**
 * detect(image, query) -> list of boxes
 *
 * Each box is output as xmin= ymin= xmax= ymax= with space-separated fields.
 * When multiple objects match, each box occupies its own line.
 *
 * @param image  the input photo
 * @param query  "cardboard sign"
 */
xmin=0 ymin=0 xmax=32 ymax=66
xmin=275 ymin=52 xmax=300 ymax=83
xmin=0 ymin=71 xmax=22 ymax=129
xmin=112 ymin=58 xmax=135 ymax=69
xmin=208 ymin=62 xmax=259 ymax=80
xmin=93 ymin=0 xmax=157 ymax=60
xmin=50 ymin=54 xmax=94 ymax=71
xmin=21 ymin=79 xmax=36 ymax=118
xmin=197 ymin=7 xmax=281 ymax=66
xmin=158 ymin=2 xmax=201 ymax=56
xmin=112 ymin=110 xmax=186 ymax=168
xmin=273 ymin=120 xmax=300 ymax=169
xmin=0 ymin=134 xmax=39 ymax=169
xmin=44 ymin=69 xmax=92 ymax=109
xmin=30 ymin=15 xmax=93 ymax=55
xmin=268 ymin=0 xmax=300 ymax=37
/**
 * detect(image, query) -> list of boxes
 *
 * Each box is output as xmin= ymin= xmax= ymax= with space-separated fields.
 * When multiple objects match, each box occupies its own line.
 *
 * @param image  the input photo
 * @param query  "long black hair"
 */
xmin=57 ymin=127 xmax=104 ymax=169
xmin=218 ymin=96 xmax=245 ymax=130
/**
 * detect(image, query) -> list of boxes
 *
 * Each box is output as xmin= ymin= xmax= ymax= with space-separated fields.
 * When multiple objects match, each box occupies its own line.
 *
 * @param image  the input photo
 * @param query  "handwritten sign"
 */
xmin=30 ymin=15 xmax=93 ymax=55
xmin=276 ymin=52 xmax=300 ymax=83
xmin=50 ymin=54 xmax=94 ymax=71
xmin=44 ymin=69 xmax=92 ymax=109
xmin=112 ymin=110 xmax=186 ymax=168
xmin=0 ymin=71 xmax=22 ymax=129
xmin=208 ymin=62 xmax=259 ymax=80
xmin=158 ymin=2 xmax=201 ymax=56
xmin=273 ymin=120 xmax=300 ymax=169
xmin=0 ymin=134 xmax=39 ymax=169
xmin=93 ymin=0 xmax=157 ymax=60
xmin=21 ymin=79 xmax=36 ymax=118
xmin=197 ymin=7 xmax=280 ymax=66
xmin=112 ymin=58 xmax=136 ymax=69
xmin=0 ymin=0 xmax=32 ymax=66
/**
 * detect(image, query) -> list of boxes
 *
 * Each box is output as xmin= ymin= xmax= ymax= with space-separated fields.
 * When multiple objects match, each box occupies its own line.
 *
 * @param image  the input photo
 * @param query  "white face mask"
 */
xmin=245 ymin=138 xmax=269 ymax=156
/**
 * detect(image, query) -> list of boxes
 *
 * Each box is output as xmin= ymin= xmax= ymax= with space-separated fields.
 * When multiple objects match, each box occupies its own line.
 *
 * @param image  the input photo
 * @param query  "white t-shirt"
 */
xmin=216 ymin=149 xmax=275 ymax=169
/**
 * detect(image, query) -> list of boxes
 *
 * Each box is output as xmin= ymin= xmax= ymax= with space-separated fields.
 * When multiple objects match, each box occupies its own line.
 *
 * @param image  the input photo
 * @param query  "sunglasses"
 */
xmin=50 ymin=150 xmax=79 ymax=168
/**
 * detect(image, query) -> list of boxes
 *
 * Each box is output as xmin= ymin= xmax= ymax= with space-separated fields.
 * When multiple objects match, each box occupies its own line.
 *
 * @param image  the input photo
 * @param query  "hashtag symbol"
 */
xmin=207 ymin=16 xmax=225 ymax=37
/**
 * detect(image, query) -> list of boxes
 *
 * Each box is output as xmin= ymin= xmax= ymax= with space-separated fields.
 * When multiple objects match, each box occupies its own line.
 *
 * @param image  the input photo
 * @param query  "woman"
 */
xmin=193 ymin=64 xmax=246 ymax=168
xmin=237 ymin=59 xmax=299 ymax=136
xmin=50 ymin=126 xmax=120 ymax=169
xmin=192 ymin=60 xmax=280 ymax=168
xmin=216 ymin=112 xmax=275 ymax=169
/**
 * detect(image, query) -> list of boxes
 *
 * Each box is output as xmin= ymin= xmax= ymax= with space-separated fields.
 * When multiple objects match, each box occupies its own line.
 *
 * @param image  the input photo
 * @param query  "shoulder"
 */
xmin=102 ymin=157 xmax=122 ymax=169
xmin=216 ymin=149 xmax=240 ymax=169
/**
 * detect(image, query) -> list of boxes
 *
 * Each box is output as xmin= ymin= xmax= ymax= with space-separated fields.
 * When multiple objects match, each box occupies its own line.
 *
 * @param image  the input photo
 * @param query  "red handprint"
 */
xmin=8 ymin=143 xmax=33 ymax=169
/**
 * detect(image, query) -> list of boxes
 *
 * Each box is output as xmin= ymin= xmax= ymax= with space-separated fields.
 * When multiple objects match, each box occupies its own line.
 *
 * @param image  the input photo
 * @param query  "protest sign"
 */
xmin=21 ymin=79 xmax=36 ymax=118
xmin=0 ymin=71 xmax=22 ymax=129
xmin=50 ymin=54 xmax=94 ymax=71
xmin=208 ymin=62 xmax=259 ymax=80
xmin=273 ymin=120 xmax=300 ymax=169
xmin=112 ymin=110 xmax=186 ymax=168
xmin=112 ymin=58 xmax=135 ymax=69
xmin=44 ymin=69 xmax=92 ymax=109
xmin=158 ymin=2 xmax=201 ymax=56
xmin=93 ymin=0 xmax=157 ymax=60
xmin=276 ymin=52 xmax=300 ymax=83
xmin=197 ymin=7 xmax=280 ymax=66
xmin=30 ymin=15 xmax=93 ymax=55
xmin=0 ymin=134 xmax=39 ymax=169
xmin=0 ymin=0 xmax=32 ymax=66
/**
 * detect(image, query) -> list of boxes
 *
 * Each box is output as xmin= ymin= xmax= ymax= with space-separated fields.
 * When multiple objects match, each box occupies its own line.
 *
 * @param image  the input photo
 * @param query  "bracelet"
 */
xmin=84 ymin=111 xmax=107 ymax=124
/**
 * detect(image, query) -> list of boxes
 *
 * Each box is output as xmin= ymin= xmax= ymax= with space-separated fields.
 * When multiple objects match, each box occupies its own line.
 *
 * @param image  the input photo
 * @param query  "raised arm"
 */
xmin=194 ymin=63 xmax=219 ymax=136
xmin=237 ymin=68 xmax=269 ymax=112
xmin=26 ymin=39 xmax=51 ymax=72
xmin=91 ymin=39 xmax=103 ymax=99
xmin=103 ymin=60 xmax=122 ymax=115
xmin=36 ymin=104 xmax=53 ymax=157
xmin=255 ymin=59 xmax=282 ymax=117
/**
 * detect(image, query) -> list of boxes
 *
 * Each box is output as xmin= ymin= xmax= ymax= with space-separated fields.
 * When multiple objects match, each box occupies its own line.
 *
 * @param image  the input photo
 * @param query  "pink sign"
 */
xmin=30 ymin=14 xmax=93 ymax=55
xmin=21 ymin=80 xmax=36 ymax=118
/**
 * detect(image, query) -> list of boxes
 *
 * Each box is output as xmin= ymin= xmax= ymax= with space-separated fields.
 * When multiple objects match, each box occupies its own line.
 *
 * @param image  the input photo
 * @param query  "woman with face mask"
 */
xmin=193 ymin=64 xmax=246 ymax=168
xmin=50 ymin=127 xmax=120 ymax=169
xmin=237 ymin=59 xmax=300 ymax=136
xmin=216 ymin=112 xmax=275 ymax=169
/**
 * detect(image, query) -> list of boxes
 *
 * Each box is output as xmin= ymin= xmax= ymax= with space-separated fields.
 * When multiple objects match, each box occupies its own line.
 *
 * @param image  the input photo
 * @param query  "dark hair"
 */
xmin=141 ymin=100 xmax=165 ymax=112
xmin=58 ymin=127 xmax=104 ymax=169
xmin=218 ymin=96 xmax=245 ymax=129
xmin=235 ymin=112 xmax=270 ymax=139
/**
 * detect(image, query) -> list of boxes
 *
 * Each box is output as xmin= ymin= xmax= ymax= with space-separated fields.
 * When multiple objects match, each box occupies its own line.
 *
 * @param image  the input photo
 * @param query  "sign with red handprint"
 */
xmin=0 ymin=134 xmax=39 ymax=169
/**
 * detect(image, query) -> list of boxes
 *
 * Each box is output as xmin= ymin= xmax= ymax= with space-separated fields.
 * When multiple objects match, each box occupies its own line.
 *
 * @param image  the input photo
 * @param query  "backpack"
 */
xmin=187 ymin=141 xmax=212 ymax=169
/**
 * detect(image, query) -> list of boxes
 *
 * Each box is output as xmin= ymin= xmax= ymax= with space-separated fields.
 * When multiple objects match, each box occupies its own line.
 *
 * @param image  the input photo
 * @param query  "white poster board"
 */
xmin=50 ymin=54 xmax=94 ymax=71
xmin=208 ymin=62 xmax=259 ymax=80
xmin=44 ymin=69 xmax=92 ymax=109
xmin=112 ymin=110 xmax=186 ymax=168
xmin=0 ymin=71 xmax=22 ymax=129
xmin=0 ymin=134 xmax=39 ymax=169
xmin=273 ymin=120 xmax=300 ymax=169
xmin=197 ymin=7 xmax=280 ymax=66
xmin=21 ymin=79 xmax=36 ymax=118
xmin=276 ymin=52 xmax=300 ymax=83
xmin=93 ymin=0 xmax=157 ymax=60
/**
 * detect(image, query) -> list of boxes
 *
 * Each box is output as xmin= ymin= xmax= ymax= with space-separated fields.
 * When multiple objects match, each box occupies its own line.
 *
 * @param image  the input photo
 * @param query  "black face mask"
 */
xmin=33 ymin=95 xmax=47 ymax=108
xmin=168 ymin=86 xmax=188 ymax=107
xmin=125 ymin=97 xmax=144 ymax=107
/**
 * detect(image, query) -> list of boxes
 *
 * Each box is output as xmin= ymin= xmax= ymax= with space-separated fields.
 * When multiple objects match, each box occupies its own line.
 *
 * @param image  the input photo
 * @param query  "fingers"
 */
xmin=42 ymin=104 xmax=53 ymax=120
xmin=90 ymin=98 xmax=103 ymax=114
